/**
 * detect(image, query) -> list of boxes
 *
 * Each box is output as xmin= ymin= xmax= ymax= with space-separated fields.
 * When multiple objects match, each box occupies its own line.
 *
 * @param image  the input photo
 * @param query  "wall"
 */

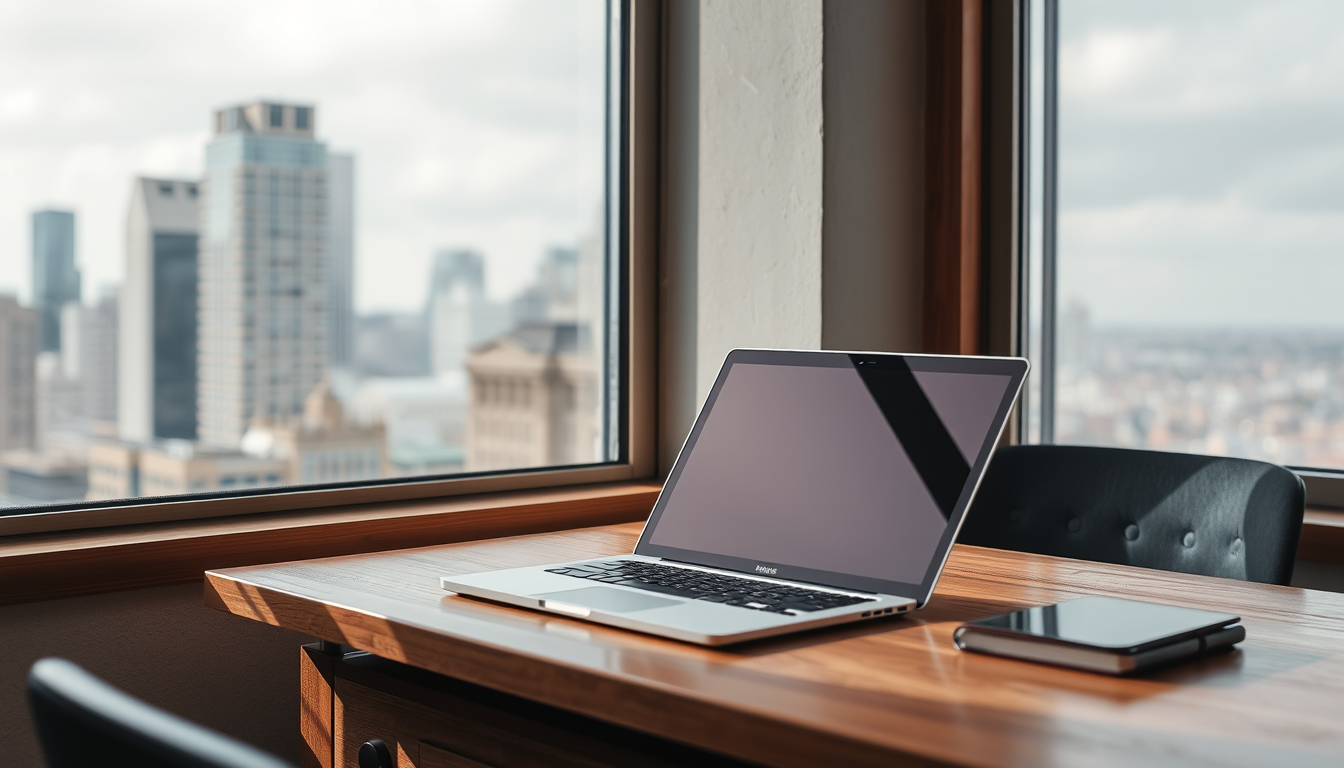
xmin=821 ymin=0 xmax=926 ymax=355
xmin=0 ymin=583 xmax=310 ymax=767
xmin=659 ymin=0 xmax=929 ymax=471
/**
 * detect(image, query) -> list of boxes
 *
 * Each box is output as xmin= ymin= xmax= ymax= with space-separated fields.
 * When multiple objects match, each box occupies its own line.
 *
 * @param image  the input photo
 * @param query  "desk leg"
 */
xmin=301 ymin=643 xmax=339 ymax=768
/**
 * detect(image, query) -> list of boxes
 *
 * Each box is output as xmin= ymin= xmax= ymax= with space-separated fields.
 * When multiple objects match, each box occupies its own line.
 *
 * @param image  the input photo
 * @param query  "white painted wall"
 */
xmin=694 ymin=0 xmax=825 ymax=400
xmin=659 ymin=0 xmax=928 ymax=472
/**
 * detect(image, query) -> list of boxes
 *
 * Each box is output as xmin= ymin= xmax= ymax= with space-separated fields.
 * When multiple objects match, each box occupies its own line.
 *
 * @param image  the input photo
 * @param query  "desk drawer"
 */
xmin=331 ymin=663 xmax=749 ymax=768
xmin=338 ymin=678 xmax=641 ymax=768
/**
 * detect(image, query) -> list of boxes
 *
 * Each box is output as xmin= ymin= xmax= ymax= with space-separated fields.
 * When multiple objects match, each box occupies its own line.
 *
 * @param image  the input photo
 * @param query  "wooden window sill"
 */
xmin=0 ymin=488 xmax=1337 ymax=608
xmin=0 ymin=481 xmax=661 ymax=607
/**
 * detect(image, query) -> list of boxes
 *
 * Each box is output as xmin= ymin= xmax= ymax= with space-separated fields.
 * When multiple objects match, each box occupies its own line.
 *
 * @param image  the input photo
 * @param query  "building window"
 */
xmin=1021 ymin=0 xmax=1344 ymax=484
xmin=0 ymin=0 xmax=629 ymax=522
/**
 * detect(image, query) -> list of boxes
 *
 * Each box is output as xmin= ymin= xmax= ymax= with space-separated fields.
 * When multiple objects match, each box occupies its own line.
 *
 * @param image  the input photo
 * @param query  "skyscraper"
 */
xmin=511 ymin=247 xmax=579 ymax=325
xmin=31 ymin=210 xmax=81 ymax=353
xmin=0 ymin=296 xmax=38 ymax=456
xmin=198 ymin=102 xmax=329 ymax=448
xmin=78 ymin=287 xmax=120 ymax=425
xmin=121 ymin=178 xmax=199 ymax=442
xmin=427 ymin=249 xmax=508 ymax=382
xmin=328 ymin=153 xmax=355 ymax=370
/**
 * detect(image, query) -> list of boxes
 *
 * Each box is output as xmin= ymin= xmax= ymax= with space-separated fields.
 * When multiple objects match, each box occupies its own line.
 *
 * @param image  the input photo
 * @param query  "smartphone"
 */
xmin=954 ymin=596 xmax=1243 ymax=675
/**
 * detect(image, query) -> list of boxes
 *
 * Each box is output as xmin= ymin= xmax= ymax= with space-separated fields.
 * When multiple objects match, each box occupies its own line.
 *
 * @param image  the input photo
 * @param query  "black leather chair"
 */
xmin=28 ymin=658 xmax=294 ymax=768
xmin=959 ymin=445 xmax=1305 ymax=585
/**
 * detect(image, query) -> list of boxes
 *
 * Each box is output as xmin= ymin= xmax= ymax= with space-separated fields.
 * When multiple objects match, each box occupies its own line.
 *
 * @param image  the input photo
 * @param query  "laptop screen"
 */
xmin=636 ymin=350 xmax=1027 ymax=602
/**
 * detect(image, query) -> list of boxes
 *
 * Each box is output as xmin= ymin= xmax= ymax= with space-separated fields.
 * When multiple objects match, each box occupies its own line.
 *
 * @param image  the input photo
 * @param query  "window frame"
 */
xmin=0 ymin=0 xmax=661 ymax=538
xmin=1006 ymin=0 xmax=1344 ymax=509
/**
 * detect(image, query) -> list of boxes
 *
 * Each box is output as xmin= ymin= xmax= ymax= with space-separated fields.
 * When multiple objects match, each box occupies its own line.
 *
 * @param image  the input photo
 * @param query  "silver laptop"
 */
xmin=442 ymin=349 xmax=1029 ymax=645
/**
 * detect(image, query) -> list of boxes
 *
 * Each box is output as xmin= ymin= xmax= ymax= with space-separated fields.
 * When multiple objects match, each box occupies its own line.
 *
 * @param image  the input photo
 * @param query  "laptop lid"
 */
xmin=635 ymin=349 xmax=1029 ymax=607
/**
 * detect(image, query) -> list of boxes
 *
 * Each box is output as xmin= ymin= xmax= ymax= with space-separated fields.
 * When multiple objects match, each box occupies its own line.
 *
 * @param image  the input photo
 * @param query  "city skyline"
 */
xmin=0 ymin=140 xmax=605 ymax=507
xmin=0 ymin=0 xmax=607 ymax=316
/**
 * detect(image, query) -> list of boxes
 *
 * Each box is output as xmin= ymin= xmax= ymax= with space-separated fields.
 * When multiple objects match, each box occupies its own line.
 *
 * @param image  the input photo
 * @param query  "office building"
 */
xmin=0 ymin=449 xmax=88 ymax=504
xmin=138 ymin=441 xmax=288 ymax=498
xmin=511 ymin=247 xmax=579 ymax=326
xmin=241 ymin=381 xmax=386 ymax=485
xmin=87 ymin=381 xmax=385 ymax=499
xmin=31 ymin=209 xmax=82 ymax=353
xmin=427 ymin=249 xmax=509 ymax=382
xmin=464 ymin=322 xmax=598 ymax=471
xmin=63 ymin=288 xmax=119 ymax=426
xmin=355 ymin=313 xmax=429 ymax=377
xmin=121 ymin=178 xmax=199 ymax=443
xmin=121 ymin=180 xmax=197 ymax=441
xmin=35 ymin=351 xmax=82 ymax=443
xmin=198 ymin=101 xmax=329 ymax=448
xmin=85 ymin=441 xmax=140 ymax=500
xmin=0 ymin=297 xmax=39 ymax=462
xmin=352 ymin=376 xmax=465 ymax=475
xmin=328 ymin=153 xmax=355 ymax=370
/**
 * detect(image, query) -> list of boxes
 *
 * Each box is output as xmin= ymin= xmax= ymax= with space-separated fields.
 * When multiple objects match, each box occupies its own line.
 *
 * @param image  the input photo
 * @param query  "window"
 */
xmin=1021 ymin=1 xmax=1344 ymax=491
xmin=0 ymin=0 xmax=640 ymax=526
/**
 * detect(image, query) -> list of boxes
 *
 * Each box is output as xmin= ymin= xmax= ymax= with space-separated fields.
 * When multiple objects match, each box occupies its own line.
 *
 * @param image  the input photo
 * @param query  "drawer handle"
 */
xmin=359 ymin=738 xmax=393 ymax=768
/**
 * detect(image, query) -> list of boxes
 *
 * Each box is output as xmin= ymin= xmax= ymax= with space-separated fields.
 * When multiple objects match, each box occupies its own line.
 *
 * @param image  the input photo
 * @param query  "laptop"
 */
xmin=442 ymin=349 xmax=1029 ymax=645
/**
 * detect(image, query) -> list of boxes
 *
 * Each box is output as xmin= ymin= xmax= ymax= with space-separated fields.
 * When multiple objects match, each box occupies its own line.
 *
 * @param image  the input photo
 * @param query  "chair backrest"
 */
xmin=28 ymin=658 xmax=294 ymax=768
xmin=958 ymin=445 xmax=1305 ymax=585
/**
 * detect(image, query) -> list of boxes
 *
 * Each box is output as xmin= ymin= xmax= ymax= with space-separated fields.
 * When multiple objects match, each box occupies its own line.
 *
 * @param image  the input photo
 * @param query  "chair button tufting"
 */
xmin=1124 ymin=523 xmax=1140 ymax=541
xmin=1182 ymin=531 xmax=1196 ymax=548
xmin=1067 ymin=517 xmax=1081 ymax=533
xmin=1230 ymin=537 xmax=1244 ymax=555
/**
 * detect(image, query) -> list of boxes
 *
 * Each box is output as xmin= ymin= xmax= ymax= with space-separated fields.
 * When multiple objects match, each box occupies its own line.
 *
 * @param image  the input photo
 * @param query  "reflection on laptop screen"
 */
xmin=645 ymin=360 xmax=1012 ymax=585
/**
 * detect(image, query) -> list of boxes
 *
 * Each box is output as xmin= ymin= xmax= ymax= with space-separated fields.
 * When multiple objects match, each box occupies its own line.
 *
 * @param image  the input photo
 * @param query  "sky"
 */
xmin=0 ymin=0 xmax=606 ymax=313
xmin=1053 ymin=0 xmax=1344 ymax=328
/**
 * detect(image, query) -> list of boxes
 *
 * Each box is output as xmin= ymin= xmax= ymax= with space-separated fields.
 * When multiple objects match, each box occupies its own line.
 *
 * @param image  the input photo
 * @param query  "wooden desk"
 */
xmin=206 ymin=523 xmax=1344 ymax=768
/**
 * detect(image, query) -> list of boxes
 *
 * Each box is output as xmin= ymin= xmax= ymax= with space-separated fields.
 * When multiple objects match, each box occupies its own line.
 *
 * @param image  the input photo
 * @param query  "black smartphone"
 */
xmin=954 ymin=596 xmax=1244 ymax=675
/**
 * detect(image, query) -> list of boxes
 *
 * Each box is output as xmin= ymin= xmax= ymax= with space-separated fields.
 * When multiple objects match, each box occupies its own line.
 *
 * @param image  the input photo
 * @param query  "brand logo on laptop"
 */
xmin=755 ymin=565 xmax=778 ymax=575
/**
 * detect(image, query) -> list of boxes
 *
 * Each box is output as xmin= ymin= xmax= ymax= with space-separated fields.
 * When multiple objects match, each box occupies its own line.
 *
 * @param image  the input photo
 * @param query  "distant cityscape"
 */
xmin=0 ymin=100 xmax=604 ymax=509
xmin=1054 ymin=301 xmax=1344 ymax=470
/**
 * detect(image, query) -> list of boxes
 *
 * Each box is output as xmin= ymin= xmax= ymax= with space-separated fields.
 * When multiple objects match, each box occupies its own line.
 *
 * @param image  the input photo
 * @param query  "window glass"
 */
xmin=0 ymin=0 xmax=615 ymax=511
xmin=1026 ymin=0 xmax=1344 ymax=470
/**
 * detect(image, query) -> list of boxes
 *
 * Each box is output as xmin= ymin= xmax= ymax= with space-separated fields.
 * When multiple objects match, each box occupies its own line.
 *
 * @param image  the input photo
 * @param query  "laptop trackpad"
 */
xmin=536 ymin=587 xmax=681 ymax=613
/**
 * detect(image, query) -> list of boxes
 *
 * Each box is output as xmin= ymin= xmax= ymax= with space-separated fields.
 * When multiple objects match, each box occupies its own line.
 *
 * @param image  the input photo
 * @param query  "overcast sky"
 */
xmin=0 ymin=0 xmax=606 ymax=312
xmin=1055 ymin=0 xmax=1344 ymax=328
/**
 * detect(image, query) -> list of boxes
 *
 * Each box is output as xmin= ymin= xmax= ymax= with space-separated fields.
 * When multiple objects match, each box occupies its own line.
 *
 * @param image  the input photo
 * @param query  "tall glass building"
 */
xmin=120 ymin=177 xmax=199 ymax=442
xmin=31 ymin=209 xmax=81 ymax=353
xmin=198 ymin=102 xmax=329 ymax=448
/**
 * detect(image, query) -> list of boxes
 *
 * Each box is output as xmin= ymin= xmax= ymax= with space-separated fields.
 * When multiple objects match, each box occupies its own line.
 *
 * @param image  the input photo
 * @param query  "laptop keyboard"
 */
xmin=544 ymin=560 xmax=875 ymax=614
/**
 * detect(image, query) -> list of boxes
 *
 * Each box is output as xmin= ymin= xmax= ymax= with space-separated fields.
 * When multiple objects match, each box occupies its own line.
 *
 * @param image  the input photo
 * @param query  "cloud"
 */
xmin=0 ymin=0 xmax=607 ymax=310
xmin=1051 ymin=0 xmax=1344 ymax=326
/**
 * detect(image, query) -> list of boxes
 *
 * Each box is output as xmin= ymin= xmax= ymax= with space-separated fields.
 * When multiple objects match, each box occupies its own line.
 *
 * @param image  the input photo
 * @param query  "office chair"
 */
xmin=27 ymin=657 xmax=295 ymax=768
xmin=959 ymin=445 xmax=1305 ymax=585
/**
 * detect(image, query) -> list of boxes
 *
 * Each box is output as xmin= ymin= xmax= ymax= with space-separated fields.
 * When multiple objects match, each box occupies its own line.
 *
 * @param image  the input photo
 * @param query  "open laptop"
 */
xmin=442 ymin=349 xmax=1029 ymax=645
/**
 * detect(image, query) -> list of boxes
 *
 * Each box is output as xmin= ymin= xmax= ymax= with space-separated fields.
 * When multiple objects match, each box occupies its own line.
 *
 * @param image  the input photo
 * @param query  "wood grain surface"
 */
xmin=207 ymin=524 xmax=1344 ymax=768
